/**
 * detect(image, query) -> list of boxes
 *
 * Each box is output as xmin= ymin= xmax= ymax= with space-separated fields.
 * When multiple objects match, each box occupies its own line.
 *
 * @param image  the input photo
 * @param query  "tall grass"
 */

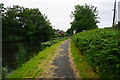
xmin=17 ymin=44 xmax=26 ymax=68
xmin=2 ymin=67 xmax=6 ymax=79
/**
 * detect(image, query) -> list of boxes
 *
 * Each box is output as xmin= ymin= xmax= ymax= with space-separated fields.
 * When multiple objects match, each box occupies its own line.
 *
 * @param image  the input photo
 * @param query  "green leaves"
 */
xmin=70 ymin=4 xmax=99 ymax=33
xmin=2 ymin=4 xmax=53 ymax=42
xmin=72 ymin=28 xmax=120 ymax=78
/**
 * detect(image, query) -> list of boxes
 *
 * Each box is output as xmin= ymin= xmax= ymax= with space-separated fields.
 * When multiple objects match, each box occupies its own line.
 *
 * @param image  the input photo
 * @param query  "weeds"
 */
xmin=72 ymin=28 xmax=120 ymax=78
xmin=70 ymin=41 xmax=99 ymax=78
xmin=16 ymin=44 xmax=26 ymax=68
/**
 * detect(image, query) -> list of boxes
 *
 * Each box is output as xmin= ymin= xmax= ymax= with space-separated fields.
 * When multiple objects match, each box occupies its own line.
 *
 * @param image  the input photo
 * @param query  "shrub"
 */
xmin=72 ymin=28 xmax=120 ymax=78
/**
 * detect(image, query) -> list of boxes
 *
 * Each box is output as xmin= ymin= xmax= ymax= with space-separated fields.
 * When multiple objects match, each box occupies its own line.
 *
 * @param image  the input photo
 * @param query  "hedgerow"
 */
xmin=72 ymin=28 xmax=120 ymax=78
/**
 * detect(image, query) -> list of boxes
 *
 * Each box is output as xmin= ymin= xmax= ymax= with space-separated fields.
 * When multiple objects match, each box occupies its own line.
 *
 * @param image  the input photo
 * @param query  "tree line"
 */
xmin=67 ymin=4 xmax=99 ymax=35
xmin=1 ymin=3 xmax=100 ymax=42
xmin=1 ymin=3 xmax=54 ymax=42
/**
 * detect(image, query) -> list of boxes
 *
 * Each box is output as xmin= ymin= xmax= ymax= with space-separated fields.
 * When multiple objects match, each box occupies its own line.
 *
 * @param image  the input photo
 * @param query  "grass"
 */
xmin=71 ymin=28 xmax=120 ymax=78
xmin=7 ymin=40 xmax=63 ymax=78
xmin=70 ymin=40 xmax=99 ymax=78
xmin=17 ymin=44 xmax=26 ymax=68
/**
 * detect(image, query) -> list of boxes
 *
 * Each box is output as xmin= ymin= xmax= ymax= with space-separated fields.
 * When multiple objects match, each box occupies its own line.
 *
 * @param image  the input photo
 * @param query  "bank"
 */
xmin=71 ymin=28 xmax=120 ymax=78
xmin=7 ymin=40 xmax=64 ymax=78
xmin=70 ymin=40 xmax=99 ymax=78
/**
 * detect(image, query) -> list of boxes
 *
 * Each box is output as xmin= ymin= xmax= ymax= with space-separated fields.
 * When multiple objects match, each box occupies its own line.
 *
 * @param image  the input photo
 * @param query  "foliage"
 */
xmin=114 ymin=22 xmax=120 ymax=29
xmin=70 ymin=41 xmax=99 ymax=78
xmin=52 ymin=33 xmax=65 ymax=38
xmin=72 ymin=29 xmax=120 ymax=78
xmin=7 ymin=41 xmax=63 ymax=78
xmin=2 ymin=67 xmax=6 ymax=79
xmin=2 ymin=4 xmax=54 ymax=42
xmin=55 ymin=33 xmax=62 ymax=37
xmin=70 ymin=4 xmax=99 ymax=33
xmin=66 ymin=28 xmax=73 ymax=35
xmin=17 ymin=44 xmax=26 ymax=68
xmin=118 ymin=22 xmax=120 ymax=27
xmin=41 ymin=37 xmax=68 ymax=50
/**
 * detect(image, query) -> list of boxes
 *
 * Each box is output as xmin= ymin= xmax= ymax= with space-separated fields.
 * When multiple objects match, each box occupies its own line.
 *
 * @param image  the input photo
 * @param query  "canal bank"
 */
xmin=6 ymin=40 xmax=64 ymax=78
xmin=3 ymin=37 xmax=68 ymax=78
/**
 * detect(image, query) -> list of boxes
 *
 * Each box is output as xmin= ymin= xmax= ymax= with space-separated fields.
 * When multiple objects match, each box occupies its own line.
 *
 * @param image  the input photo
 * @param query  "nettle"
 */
xmin=72 ymin=28 xmax=120 ymax=78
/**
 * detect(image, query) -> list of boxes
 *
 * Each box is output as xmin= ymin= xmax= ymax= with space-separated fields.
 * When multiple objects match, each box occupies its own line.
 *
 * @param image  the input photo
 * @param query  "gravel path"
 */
xmin=52 ymin=39 xmax=75 ymax=78
xmin=38 ymin=39 xmax=79 ymax=78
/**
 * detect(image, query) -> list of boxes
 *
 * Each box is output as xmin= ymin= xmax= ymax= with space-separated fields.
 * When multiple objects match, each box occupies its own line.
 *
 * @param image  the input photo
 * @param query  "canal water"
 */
xmin=2 ymin=40 xmax=45 ymax=75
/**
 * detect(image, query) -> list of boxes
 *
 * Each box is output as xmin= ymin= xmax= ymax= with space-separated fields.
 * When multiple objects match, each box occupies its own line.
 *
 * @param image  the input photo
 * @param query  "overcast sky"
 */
xmin=1 ymin=0 xmax=120 ymax=31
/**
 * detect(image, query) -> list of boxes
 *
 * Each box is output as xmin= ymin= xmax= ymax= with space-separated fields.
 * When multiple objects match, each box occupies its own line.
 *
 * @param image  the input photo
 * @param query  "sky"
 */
xmin=1 ymin=0 xmax=120 ymax=31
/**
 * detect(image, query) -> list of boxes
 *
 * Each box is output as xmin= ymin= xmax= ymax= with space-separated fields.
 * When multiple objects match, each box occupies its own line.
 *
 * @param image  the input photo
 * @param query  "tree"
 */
xmin=66 ymin=28 xmax=73 ymax=35
xmin=2 ymin=4 xmax=54 ymax=42
xmin=70 ymin=4 xmax=99 ymax=33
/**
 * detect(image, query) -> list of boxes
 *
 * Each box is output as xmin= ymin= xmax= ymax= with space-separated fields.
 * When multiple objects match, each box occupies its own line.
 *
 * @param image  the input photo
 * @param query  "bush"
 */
xmin=72 ymin=28 xmax=120 ymax=78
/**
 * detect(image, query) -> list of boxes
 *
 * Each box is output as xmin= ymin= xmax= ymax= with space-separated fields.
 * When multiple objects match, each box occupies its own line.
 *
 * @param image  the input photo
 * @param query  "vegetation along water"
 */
xmin=1 ymin=2 xmax=120 ymax=79
xmin=7 ymin=40 xmax=64 ymax=78
xmin=1 ymin=3 xmax=69 ymax=78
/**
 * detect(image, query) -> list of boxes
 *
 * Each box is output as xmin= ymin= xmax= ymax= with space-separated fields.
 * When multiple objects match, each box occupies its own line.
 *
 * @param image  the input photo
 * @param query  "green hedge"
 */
xmin=72 ymin=28 xmax=120 ymax=78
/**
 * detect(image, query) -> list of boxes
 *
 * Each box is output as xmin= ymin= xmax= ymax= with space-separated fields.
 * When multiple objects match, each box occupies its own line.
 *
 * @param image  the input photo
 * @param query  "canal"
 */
xmin=2 ymin=40 xmax=45 ymax=75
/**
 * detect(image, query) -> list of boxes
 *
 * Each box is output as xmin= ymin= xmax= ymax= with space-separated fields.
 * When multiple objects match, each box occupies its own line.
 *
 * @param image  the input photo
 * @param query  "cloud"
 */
xmin=1 ymin=0 xmax=118 ymax=31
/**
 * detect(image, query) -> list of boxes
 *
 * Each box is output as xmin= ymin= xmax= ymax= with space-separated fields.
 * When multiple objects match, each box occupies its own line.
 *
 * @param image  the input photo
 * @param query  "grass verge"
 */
xmin=71 ymin=29 xmax=120 ymax=78
xmin=70 ymin=40 xmax=99 ymax=78
xmin=7 ymin=41 xmax=63 ymax=78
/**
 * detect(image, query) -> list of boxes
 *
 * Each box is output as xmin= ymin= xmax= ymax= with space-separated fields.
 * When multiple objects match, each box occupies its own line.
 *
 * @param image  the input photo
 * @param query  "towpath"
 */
xmin=37 ymin=39 xmax=80 ymax=78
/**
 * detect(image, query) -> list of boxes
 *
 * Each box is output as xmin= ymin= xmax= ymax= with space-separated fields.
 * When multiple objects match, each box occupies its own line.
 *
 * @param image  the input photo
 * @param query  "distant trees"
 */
xmin=2 ymin=4 xmax=54 ymax=42
xmin=69 ymin=4 xmax=99 ymax=34
xmin=66 ymin=28 xmax=73 ymax=35
xmin=115 ymin=22 xmax=120 ymax=28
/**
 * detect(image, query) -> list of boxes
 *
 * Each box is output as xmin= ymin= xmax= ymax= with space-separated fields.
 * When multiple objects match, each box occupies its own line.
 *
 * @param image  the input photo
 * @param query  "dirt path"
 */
xmin=37 ymin=39 xmax=80 ymax=78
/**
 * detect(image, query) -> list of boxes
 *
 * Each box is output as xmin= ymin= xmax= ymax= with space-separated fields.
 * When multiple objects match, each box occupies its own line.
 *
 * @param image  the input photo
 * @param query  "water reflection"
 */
xmin=2 ymin=40 xmax=43 ymax=73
